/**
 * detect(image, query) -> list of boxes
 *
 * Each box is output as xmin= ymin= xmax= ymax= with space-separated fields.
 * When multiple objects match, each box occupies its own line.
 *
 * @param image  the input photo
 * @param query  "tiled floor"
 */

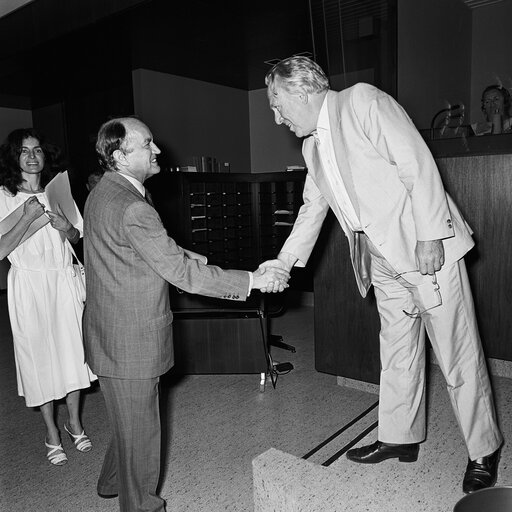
xmin=0 ymin=292 xmax=510 ymax=511
xmin=253 ymin=363 xmax=512 ymax=512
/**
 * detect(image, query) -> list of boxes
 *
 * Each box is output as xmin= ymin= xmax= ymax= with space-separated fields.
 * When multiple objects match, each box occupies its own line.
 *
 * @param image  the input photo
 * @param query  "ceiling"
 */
xmin=0 ymin=0 xmax=34 ymax=19
xmin=462 ymin=0 xmax=505 ymax=7
xmin=0 ymin=0 xmax=502 ymax=20
xmin=0 ymin=0 xmax=313 ymax=105
xmin=0 ymin=0 xmax=501 ymax=108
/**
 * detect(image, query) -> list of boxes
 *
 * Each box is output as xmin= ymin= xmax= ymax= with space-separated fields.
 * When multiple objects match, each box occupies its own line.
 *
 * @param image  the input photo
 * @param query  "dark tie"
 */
xmin=144 ymin=188 xmax=154 ymax=207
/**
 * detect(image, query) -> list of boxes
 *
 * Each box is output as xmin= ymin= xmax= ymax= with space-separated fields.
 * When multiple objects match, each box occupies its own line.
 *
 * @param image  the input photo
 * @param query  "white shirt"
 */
xmin=315 ymin=97 xmax=362 ymax=232
xmin=118 ymin=172 xmax=146 ymax=197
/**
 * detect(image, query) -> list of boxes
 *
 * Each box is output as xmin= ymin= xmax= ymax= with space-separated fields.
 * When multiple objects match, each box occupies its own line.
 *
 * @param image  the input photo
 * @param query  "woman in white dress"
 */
xmin=0 ymin=128 xmax=96 ymax=466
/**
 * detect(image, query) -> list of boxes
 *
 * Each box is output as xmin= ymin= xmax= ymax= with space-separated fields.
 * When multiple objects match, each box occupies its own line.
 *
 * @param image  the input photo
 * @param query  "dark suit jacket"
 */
xmin=83 ymin=171 xmax=250 ymax=379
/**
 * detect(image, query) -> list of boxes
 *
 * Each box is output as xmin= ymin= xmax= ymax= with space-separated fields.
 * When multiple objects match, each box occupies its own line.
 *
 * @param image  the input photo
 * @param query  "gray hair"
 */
xmin=265 ymin=56 xmax=329 ymax=95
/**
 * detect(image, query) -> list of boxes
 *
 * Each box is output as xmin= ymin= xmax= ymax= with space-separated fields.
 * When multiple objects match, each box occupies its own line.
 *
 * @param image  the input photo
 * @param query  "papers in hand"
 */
xmin=45 ymin=171 xmax=78 ymax=225
xmin=0 ymin=171 xmax=76 ymax=245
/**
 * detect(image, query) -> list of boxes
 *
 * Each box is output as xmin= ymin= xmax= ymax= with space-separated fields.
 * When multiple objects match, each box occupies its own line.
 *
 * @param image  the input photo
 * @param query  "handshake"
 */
xmin=251 ymin=253 xmax=297 ymax=293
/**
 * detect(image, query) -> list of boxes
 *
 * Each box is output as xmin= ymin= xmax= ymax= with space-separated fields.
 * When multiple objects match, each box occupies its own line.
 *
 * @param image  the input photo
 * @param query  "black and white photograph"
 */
xmin=0 ymin=1 xmax=511 ymax=511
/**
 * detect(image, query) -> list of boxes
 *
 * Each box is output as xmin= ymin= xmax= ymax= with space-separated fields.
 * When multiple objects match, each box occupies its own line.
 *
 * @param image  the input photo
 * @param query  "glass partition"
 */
xmin=308 ymin=0 xmax=397 ymax=96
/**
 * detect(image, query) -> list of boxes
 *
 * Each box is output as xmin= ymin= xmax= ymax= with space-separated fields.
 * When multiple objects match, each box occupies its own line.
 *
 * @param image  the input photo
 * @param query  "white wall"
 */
xmin=132 ymin=68 xmax=308 ymax=174
xmin=0 ymin=106 xmax=32 ymax=145
xmin=248 ymin=88 xmax=303 ymax=173
xmin=132 ymin=69 xmax=251 ymax=172
xmin=248 ymin=69 xmax=376 ymax=174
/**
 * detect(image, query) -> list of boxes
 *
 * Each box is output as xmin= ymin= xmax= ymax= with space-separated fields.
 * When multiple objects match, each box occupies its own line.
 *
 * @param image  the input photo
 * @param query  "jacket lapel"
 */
xmin=302 ymin=93 xmax=371 ymax=297
xmin=326 ymin=91 xmax=360 ymax=219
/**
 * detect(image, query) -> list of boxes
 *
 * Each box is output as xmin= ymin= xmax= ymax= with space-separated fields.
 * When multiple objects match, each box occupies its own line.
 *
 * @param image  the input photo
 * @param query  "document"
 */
xmin=0 ymin=171 xmax=77 ymax=245
xmin=45 ymin=171 xmax=78 ymax=225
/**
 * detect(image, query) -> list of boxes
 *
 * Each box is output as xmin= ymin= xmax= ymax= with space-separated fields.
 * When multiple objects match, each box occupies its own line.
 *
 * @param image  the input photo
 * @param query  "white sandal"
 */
xmin=64 ymin=424 xmax=92 ymax=453
xmin=45 ymin=439 xmax=68 ymax=466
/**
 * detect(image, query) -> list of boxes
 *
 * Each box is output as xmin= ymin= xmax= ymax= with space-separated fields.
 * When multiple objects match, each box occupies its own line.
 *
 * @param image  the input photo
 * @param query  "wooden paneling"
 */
xmin=438 ymin=154 xmax=512 ymax=361
xmin=314 ymin=152 xmax=512 ymax=383
xmin=314 ymin=213 xmax=381 ymax=384
xmin=172 ymin=314 xmax=266 ymax=374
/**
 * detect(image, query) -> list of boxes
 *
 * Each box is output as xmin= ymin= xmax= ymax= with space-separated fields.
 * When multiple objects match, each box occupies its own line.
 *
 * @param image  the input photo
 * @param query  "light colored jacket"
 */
xmin=282 ymin=84 xmax=474 ymax=296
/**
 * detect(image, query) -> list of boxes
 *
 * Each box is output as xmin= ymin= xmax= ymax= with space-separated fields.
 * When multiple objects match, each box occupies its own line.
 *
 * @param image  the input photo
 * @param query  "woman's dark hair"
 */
xmin=0 ymin=128 xmax=65 ymax=195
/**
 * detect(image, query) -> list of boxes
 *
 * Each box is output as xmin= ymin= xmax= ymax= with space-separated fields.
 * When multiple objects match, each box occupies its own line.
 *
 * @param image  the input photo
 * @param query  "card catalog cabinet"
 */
xmin=149 ymin=171 xmax=306 ymax=271
xmin=147 ymin=171 xmax=306 ymax=376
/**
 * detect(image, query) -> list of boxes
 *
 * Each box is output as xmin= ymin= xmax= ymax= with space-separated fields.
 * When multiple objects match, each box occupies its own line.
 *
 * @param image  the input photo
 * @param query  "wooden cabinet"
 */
xmin=313 ymin=151 xmax=512 ymax=384
xmin=149 ymin=171 xmax=306 ymax=270
xmin=147 ymin=171 xmax=306 ymax=374
xmin=313 ymin=213 xmax=381 ymax=384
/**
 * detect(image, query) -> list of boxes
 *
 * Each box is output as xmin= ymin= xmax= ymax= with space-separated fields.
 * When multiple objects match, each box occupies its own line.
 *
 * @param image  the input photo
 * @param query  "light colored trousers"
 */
xmin=97 ymin=376 xmax=166 ymax=512
xmin=366 ymin=237 xmax=502 ymax=460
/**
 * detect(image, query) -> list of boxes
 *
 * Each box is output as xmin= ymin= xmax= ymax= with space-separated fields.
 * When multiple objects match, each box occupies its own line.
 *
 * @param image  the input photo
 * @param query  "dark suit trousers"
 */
xmin=97 ymin=376 xmax=165 ymax=512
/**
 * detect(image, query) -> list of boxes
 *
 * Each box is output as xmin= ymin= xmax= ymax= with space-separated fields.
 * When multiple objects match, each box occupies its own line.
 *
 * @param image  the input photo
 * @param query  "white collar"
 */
xmin=117 ymin=172 xmax=145 ymax=197
xmin=316 ymin=94 xmax=330 ymax=133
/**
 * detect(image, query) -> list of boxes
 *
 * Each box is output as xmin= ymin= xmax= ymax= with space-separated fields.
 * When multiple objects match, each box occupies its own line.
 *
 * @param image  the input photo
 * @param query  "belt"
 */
xmin=10 ymin=265 xmax=64 ymax=272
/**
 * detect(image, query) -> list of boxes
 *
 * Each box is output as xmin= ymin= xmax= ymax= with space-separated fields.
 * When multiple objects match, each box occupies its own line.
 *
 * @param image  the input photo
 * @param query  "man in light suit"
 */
xmin=83 ymin=116 xmax=288 ymax=512
xmin=260 ymin=56 xmax=502 ymax=493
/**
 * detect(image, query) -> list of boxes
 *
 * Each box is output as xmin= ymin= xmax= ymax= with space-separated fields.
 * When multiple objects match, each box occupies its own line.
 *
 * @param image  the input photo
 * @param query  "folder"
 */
xmin=45 ymin=171 xmax=78 ymax=225
xmin=0 ymin=170 xmax=77 ymax=246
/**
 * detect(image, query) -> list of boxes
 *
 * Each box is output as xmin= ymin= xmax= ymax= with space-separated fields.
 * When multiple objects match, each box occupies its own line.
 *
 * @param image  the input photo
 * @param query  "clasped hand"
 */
xmin=253 ymin=259 xmax=291 ymax=293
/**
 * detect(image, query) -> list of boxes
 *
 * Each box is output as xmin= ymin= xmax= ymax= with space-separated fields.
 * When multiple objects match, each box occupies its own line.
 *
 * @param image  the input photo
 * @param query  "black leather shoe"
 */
xmin=97 ymin=489 xmax=118 ymax=499
xmin=462 ymin=448 xmax=500 ymax=494
xmin=346 ymin=440 xmax=419 ymax=464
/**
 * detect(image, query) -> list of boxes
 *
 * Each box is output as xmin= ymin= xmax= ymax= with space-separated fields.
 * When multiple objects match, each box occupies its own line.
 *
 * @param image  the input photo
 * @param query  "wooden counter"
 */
xmin=314 ymin=145 xmax=512 ymax=384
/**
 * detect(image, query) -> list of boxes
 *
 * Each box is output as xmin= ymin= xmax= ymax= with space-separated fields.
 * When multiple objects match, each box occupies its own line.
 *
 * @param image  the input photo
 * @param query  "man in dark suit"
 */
xmin=83 ymin=116 xmax=288 ymax=512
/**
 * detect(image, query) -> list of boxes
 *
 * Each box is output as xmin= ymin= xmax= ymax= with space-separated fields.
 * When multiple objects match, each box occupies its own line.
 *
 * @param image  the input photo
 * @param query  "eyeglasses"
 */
xmin=394 ymin=270 xmax=442 ymax=319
